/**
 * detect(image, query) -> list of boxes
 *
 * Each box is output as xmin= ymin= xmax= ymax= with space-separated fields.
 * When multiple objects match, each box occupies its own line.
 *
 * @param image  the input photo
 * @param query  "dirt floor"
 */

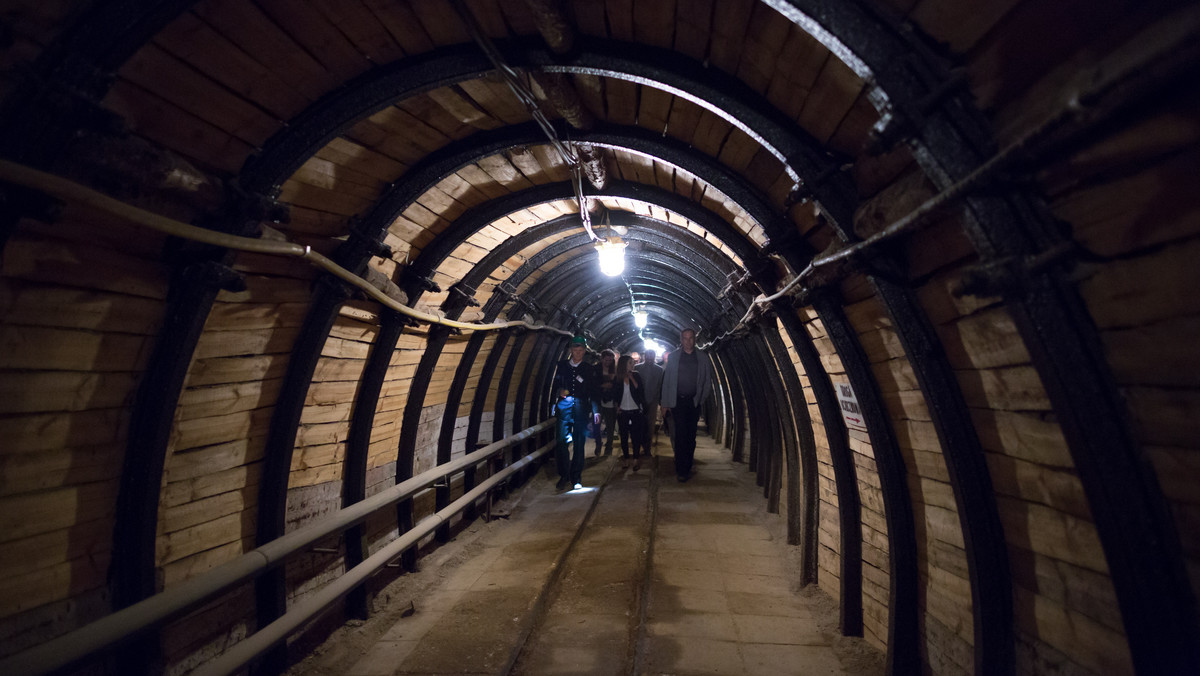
xmin=286 ymin=441 xmax=885 ymax=676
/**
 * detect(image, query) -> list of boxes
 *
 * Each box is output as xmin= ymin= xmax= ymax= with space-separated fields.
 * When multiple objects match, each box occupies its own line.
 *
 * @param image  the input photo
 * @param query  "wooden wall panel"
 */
xmin=851 ymin=293 xmax=976 ymax=675
xmin=0 ymin=206 xmax=168 ymax=648
xmin=801 ymin=307 xmax=888 ymax=652
xmin=777 ymin=318 xmax=842 ymax=600
xmin=1045 ymin=83 xmax=1200 ymax=631
xmin=900 ymin=217 xmax=1130 ymax=674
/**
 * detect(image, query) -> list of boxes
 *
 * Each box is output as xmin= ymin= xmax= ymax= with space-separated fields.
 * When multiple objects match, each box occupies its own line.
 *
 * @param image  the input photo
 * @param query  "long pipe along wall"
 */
xmin=0 ymin=1 xmax=1198 ymax=675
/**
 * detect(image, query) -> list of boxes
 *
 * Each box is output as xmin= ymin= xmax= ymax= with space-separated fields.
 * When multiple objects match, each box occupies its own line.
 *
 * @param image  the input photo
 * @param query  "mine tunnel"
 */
xmin=1 ymin=1 xmax=1198 ymax=674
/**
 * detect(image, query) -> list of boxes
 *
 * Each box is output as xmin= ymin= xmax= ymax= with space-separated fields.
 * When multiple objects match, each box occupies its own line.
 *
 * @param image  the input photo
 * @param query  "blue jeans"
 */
xmin=555 ymin=397 xmax=590 ymax=484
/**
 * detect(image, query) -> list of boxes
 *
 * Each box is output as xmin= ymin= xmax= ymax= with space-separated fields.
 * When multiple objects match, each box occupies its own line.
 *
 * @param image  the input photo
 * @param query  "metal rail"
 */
xmin=0 ymin=420 xmax=555 ymax=676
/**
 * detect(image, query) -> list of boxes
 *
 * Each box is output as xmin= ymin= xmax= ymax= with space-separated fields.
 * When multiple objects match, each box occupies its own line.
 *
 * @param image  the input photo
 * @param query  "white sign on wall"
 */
xmin=835 ymin=381 xmax=868 ymax=432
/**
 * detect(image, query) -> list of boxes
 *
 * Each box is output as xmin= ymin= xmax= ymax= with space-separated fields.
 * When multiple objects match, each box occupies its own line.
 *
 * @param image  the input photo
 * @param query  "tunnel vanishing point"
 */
xmin=0 ymin=1 xmax=1198 ymax=674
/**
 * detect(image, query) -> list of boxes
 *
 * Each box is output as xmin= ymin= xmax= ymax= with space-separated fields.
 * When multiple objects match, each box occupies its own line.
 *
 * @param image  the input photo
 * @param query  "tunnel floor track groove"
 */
xmin=291 ymin=433 xmax=883 ymax=676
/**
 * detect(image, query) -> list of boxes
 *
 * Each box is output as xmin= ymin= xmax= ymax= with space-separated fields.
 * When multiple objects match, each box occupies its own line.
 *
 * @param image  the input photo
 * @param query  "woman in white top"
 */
xmin=614 ymin=355 xmax=648 ymax=470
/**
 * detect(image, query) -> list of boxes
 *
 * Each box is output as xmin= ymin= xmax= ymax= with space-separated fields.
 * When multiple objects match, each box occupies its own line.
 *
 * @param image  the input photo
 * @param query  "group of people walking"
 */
xmin=551 ymin=328 xmax=712 ymax=491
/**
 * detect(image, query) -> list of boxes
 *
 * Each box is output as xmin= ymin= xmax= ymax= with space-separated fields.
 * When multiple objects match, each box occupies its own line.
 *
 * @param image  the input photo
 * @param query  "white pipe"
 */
xmin=0 ymin=159 xmax=572 ymax=337
xmin=190 ymin=441 xmax=553 ymax=676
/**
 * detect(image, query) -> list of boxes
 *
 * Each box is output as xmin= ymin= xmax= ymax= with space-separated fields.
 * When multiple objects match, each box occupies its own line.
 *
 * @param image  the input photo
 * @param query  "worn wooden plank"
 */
xmin=763 ymin=25 xmax=827 ymax=120
xmin=1080 ymin=236 xmax=1200 ymax=330
xmin=398 ymin=93 xmax=477 ymax=139
xmin=177 ymin=378 xmax=284 ymax=422
xmin=1054 ymin=145 xmax=1200 ymax=257
xmin=155 ymin=510 xmax=252 ymax=566
xmin=0 ymin=553 xmax=108 ymax=618
xmin=255 ymin=0 xmax=371 ymax=81
xmin=0 ymin=325 xmax=150 ymax=372
xmin=154 ymin=12 xmax=310 ymax=119
xmin=987 ymin=453 xmax=1091 ymax=520
xmin=459 ymin=78 xmax=528 ymax=125
xmin=957 ymin=365 xmax=1053 ymax=412
xmin=736 ymin=4 xmax=791 ymax=95
xmin=409 ymin=0 xmax=470 ymax=45
xmin=717 ymin=128 xmax=760 ymax=175
xmin=119 ymin=43 xmax=278 ymax=144
xmin=170 ymin=408 xmax=273 ymax=452
xmin=1012 ymin=585 xmax=1132 ymax=674
xmin=362 ymin=0 xmax=436 ymax=55
xmin=604 ymin=0 xmax=634 ymax=41
xmin=0 ymin=482 xmax=117 ymax=543
xmin=0 ymin=444 xmax=120 ymax=497
xmin=0 ymin=281 xmax=164 ymax=334
xmin=0 ymin=371 xmax=140 ymax=414
xmin=707 ymin=0 xmax=754 ymax=74
xmin=104 ymin=80 xmax=252 ymax=174
xmin=998 ymin=496 xmax=1108 ymax=574
xmin=937 ymin=306 xmax=1032 ymax=371
xmin=193 ymin=0 xmax=338 ymax=99
xmin=309 ymin=0 xmax=405 ymax=64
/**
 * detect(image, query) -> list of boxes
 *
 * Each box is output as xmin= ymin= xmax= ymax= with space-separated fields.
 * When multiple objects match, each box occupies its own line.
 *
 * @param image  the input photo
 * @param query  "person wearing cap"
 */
xmin=550 ymin=336 xmax=602 ymax=490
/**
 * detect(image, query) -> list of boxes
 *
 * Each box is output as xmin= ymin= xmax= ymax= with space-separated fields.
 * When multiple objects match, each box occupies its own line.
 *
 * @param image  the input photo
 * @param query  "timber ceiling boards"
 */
xmin=60 ymin=0 xmax=885 ymax=343
xmin=104 ymin=2 xmax=870 ymax=270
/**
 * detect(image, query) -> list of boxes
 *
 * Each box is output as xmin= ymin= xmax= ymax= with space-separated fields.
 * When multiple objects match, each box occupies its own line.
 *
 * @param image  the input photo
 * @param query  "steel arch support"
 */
xmin=763 ymin=322 xmax=819 ymax=577
xmin=774 ymin=304 xmax=864 ymax=636
xmin=813 ymin=290 xmax=919 ymax=675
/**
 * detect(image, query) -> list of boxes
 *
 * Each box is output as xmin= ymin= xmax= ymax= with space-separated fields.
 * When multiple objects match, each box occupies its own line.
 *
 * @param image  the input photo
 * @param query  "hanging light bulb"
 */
xmin=596 ymin=236 xmax=626 ymax=277
xmin=633 ymin=309 xmax=648 ymax=328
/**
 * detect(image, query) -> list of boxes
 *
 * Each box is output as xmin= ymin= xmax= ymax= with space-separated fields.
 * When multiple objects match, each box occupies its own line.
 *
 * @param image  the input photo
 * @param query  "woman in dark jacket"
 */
xmin=614 ymin=355 xmax=648 ymax=470
xmin=595 ymin=349 xmax=618 ymax=455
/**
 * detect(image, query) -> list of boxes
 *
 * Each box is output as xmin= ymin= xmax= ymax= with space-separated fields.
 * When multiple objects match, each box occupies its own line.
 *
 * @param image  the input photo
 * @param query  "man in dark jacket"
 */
xmin=660 ymin=328 xmax=713 ymax=481
xmin=635 ymin=349 xmax=664 ymax=453
xmin=551 ymin=336 xmax=601 ymax=490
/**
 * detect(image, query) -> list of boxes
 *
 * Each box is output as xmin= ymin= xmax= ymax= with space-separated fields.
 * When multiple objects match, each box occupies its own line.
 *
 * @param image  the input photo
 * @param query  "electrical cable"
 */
xmin=450 ymin=0 xmax=600 ymax=242
xmin=0 ymin=158 xmax=573 ymax=337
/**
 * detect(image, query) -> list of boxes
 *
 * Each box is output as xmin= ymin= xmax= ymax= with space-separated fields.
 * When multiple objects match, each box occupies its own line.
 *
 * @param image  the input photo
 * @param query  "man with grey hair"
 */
xmin=660 ymin=328 xmax=713 ymax=481
xmin=635 ymin=348 xmax=664 ymax=454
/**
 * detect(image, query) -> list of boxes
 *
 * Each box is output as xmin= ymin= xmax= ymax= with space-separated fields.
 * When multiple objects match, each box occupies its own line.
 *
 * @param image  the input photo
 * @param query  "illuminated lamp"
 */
xmin=596 ymin=236 xmax=626 ymax=276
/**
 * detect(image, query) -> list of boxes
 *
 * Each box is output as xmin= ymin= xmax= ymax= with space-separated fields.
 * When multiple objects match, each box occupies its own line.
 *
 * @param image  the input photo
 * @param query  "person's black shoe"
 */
xmin=677 ymin=474 xmax=686 ymax=482
xmin=556 ymin=478 xmax=569 ymax=490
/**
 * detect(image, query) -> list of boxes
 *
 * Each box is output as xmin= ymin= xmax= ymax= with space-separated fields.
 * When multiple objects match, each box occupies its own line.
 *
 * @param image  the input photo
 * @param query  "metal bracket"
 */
xmin=449 ymin=282 xmax=480 ymax=307
xmin=224 ymin=183 xmax=289 ymax=231
xmin=346 ymin=218 xmax=394 ymax=259
xmin=496 ymin=281 xmax=520 ymax=300
xmin=398 ymin=265 xmax=441 ymax=294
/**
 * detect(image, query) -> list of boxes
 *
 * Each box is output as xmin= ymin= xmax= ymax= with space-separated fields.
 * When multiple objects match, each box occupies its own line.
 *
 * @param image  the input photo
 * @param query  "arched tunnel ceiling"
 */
xmin=229 ymin=31 xmax=853 ymax=339
xmin=2 ymin=2 xmax=1197 ymax=675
